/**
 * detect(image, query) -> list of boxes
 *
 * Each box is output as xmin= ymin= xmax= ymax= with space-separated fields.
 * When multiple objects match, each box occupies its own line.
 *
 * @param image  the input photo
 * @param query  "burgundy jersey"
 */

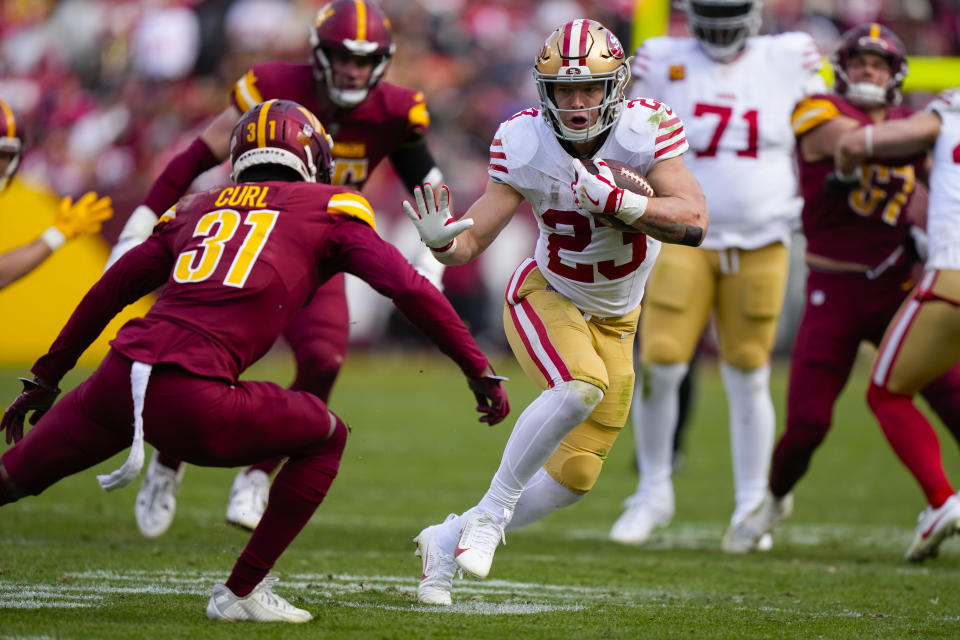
xmin=231 ymin=61 xmax=430 ymax=190
xmin=33 ymin=181 xmax=488 ymax=384
xmin=792 ymin=94 xmax=923 ymax=269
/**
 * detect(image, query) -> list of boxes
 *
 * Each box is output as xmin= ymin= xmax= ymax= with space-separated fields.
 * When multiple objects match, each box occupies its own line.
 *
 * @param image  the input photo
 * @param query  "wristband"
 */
xmin=863 ymin=125 xmax=874 ymax=157
xmin=835 ymin=165 xmax=860 ymax=182
xmin=41 ymin=226 xmax=66 ymax=251
xmin=615 ymin=190 xmax=649 ymax=225
xmin=429 ymin=237 xmax=457 ymax=257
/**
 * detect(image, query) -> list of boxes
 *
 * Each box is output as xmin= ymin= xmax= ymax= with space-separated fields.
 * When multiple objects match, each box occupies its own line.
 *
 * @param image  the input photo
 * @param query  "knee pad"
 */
xmin=643 ymin=335 xmax=689 ymax=365
xmin=543 ymin=416 xmax=621 ymax=493
xmin=725 ymin=343 xmax=769 ymax=371
xmin=546 ymin=451 xmax=603 ymax=494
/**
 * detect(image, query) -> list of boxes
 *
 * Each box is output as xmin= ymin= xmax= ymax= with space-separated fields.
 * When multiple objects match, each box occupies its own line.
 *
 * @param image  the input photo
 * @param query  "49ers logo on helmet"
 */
xmin=607 ymin=32 xmax=624 ymax=58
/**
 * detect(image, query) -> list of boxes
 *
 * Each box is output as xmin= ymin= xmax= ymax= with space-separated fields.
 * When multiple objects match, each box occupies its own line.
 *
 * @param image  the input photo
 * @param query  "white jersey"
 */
xmin=632 ymin=33 xmax=824 ymax=250
xmin=926 ymin=89 xmax=960 ymax=270
xmin=488 ymin=101 xmax=688 ymax=317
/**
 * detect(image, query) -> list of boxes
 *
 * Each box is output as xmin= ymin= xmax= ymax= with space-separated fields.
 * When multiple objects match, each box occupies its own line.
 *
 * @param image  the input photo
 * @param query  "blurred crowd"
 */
xmin=1 ymin=0 xmax=958 ymax=348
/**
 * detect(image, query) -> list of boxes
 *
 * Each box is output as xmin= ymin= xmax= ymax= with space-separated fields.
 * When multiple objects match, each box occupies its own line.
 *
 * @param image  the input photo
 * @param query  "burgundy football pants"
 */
xmin=1 ymin=349 xmax=347 ymax=596
xmin=770 ymin=265 xmax=960 ymax=498
xmin=158 ymin=272 xmax=350 ymax=477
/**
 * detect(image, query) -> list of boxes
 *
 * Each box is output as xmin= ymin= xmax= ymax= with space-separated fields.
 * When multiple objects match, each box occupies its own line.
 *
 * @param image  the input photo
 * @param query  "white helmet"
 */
xmin=683 ymin=0 xmax=762 ymax=62
xmin=533 ymin=19 xmax=630 ymax=143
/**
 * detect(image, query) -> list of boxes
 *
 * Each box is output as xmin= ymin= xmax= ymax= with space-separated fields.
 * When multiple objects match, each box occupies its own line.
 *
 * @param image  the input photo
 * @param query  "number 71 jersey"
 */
xmin=488 ymin=101 xmax=688 ymax=318
xmin=632 ymin=33 xmax=824 ymax=250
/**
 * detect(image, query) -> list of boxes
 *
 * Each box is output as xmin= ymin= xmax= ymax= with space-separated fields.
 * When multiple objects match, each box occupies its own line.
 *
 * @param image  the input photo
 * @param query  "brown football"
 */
xmin=582 ymin=158 xmax=655 ymax=233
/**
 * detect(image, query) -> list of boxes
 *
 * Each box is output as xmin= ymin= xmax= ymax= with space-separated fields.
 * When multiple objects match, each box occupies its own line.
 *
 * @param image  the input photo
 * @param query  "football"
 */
xmin=582 ymin=158 xmax=655 ymax=233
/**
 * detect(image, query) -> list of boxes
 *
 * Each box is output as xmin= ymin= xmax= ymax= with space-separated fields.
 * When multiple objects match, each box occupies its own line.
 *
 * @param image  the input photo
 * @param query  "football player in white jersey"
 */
xmin=402 ymin=19 xmax=707 ymax=604
xmin=831 ymin=89 xmax=960 ymax=561
xmin=609 ymin=0 xmax=826 ymax=552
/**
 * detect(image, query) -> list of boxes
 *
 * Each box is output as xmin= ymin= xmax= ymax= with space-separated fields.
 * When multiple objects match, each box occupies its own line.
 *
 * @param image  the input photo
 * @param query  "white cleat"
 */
xmin=723 ymin=490 xmax=793 ymax=553
xmin=135 ymin=452 xmax=185 ymax=538
xmin=609 ymin=489 xmax=674 ymax=545
xmin=206 ymin=576 xmax=312 ymax=623
xmin=226 ymin=469 xmax=270 ymax=531
xmin=904 ymin=493 xmax=960 ymax=562
xmin=454 ymin=507 xmax=511 ymax=580
xmin=414 ymin=515 xmax=458 ymax=605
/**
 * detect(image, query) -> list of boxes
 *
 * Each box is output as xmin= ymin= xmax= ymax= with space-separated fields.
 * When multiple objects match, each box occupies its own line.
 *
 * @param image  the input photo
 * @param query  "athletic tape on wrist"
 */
xmin=41 ymin=226 xmax=66 ymax=251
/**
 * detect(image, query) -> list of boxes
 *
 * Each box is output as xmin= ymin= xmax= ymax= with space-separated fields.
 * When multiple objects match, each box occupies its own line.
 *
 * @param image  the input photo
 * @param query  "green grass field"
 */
xmin=1 ymin=351 xmax=959 ymax=639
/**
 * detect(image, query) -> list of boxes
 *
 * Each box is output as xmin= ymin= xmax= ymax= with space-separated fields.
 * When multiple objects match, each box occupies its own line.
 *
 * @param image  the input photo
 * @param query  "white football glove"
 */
xmin=402 ymin=183 xmax=473 ymax=256
xmin=571 ymin=159 xmax=647 ymax=225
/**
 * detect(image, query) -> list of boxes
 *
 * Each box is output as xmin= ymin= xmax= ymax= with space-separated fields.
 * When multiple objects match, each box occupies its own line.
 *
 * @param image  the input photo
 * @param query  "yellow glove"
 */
xmin=54 ymin=191 xmax=113 ymax=240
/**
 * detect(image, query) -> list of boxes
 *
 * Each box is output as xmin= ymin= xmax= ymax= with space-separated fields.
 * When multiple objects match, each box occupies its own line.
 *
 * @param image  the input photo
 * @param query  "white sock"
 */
xmin=433 ymin=509 xmax=474 ymax=554
xmin=477 ymin=380 xmax=602 ymax=516
xmin=632 ymin=362 xmax=688 ymax=495
xmin=506 ymin=468 xmax=585 ymax=530
xmin=720 ymin=362 xmax=775 ymax=522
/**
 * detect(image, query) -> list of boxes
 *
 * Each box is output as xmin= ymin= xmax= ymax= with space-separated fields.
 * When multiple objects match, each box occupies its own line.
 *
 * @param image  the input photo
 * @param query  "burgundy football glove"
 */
xmin=467 ymin=373 xmax=510 ymax=426
xmin=1 ymin=377 xmax=61 ymax=444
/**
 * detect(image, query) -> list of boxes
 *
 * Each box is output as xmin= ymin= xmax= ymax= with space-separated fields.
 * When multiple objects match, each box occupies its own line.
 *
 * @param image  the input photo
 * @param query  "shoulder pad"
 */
xmin=792 ymin=95 xmax=840 ymax=136
xmin=327 ymin=190 xmax=376 ymax=230
xmin=617 ymin=98 xmax=688 ymax=161
xmin=771 ymin=31 xmax=823 ymax=74
xmin=487 ymin=109 xmax=540 ymax=183
xmin=930 ymin=88 xmax=960 ymax=113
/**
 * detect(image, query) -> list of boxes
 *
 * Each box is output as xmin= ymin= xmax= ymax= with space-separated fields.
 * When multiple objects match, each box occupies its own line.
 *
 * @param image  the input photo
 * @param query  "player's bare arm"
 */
xmin=636 ymin=155 xmax=708 ymax=246
xmin=0 ymin=240 xmax=53 ymax=290
xmin=798 ymin=115 xmax=862 ymax=163
xmin=571 ymin=155 xmax=707 ymax=246
xmin=834 ymin=110 xmax=942 ymax=175
xmin=404 ymin=179 xmax=523 ymax=266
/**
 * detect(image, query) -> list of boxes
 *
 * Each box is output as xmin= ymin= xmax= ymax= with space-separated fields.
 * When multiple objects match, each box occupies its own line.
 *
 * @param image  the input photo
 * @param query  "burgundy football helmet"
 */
xmin=229 ymin=100 xmax=334 ymax=184
xmin=0 ymin=98 xmax=26 ymax=192
xmin=309 ymin=0 xmax=395 ymax=108
xmin=833 ymin=23 xmax=908 ymax=107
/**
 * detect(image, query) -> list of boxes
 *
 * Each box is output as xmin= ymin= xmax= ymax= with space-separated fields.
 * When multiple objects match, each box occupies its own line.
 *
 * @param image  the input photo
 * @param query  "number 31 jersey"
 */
xmin=488 ymin=100 xmax=688 ymax=317
xmin=632 ymin=33 xmax=824 ymax=250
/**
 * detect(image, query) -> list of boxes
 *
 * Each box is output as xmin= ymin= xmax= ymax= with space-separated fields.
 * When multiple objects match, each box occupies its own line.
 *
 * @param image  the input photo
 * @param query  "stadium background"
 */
xmin=1 ymin=0 xmax=958 ymax=366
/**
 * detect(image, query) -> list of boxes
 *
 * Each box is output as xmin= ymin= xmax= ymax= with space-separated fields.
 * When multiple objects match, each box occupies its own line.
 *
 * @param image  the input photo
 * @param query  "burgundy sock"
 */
xmin=155 ymin=452 xmax=184 ymax=471
xmin=868 ymin=383 xmax=955 ymax=507
xmin=247 ymin=457 xmax=283 ymax=476
xmin=225 ymin=418 xmax=347 ymax=597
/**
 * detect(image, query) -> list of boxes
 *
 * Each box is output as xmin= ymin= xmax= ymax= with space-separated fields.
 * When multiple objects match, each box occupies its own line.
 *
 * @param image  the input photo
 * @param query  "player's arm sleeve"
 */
xmin=31 ymin=235 xmax=174 ymax=383
xmin=794 ymin=32 xmax=827 ymax=95
xmin=141 ymin=138 xmax=220 ymax=216
xmin=388 ymin=138 xmax=442 ymax=194
xmin=330 ymin=222 xmax=489 ymax=377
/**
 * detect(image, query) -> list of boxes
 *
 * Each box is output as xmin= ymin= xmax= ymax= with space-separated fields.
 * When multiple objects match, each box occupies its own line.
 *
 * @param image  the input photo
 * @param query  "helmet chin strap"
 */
xmin=327 ymin=86 xmax=369 ymax=108
xmin=846 ymin=82 xmax=888 ymax=108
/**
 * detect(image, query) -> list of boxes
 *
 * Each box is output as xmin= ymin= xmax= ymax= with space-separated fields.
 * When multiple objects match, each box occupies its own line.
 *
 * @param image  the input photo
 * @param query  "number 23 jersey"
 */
xmin=488 ymin=100 xmax=688 ymax=317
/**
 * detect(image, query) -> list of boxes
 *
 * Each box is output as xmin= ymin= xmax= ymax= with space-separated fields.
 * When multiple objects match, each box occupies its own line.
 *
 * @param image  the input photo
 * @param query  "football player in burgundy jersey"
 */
xmin=0 ymin=100 xmax=508 ymax=622
xmin=0 ymin=98 xmax=113 ymax=289
xmin=728 ymin=25 xmax=960 ymax=554
xmin=107 ymin=0 xmax=447 ymax=537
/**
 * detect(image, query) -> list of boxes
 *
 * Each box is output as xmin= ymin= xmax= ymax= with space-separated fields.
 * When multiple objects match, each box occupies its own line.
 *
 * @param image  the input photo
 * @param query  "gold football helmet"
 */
xmin=534 ymin=19 xmax=630 ymax=143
